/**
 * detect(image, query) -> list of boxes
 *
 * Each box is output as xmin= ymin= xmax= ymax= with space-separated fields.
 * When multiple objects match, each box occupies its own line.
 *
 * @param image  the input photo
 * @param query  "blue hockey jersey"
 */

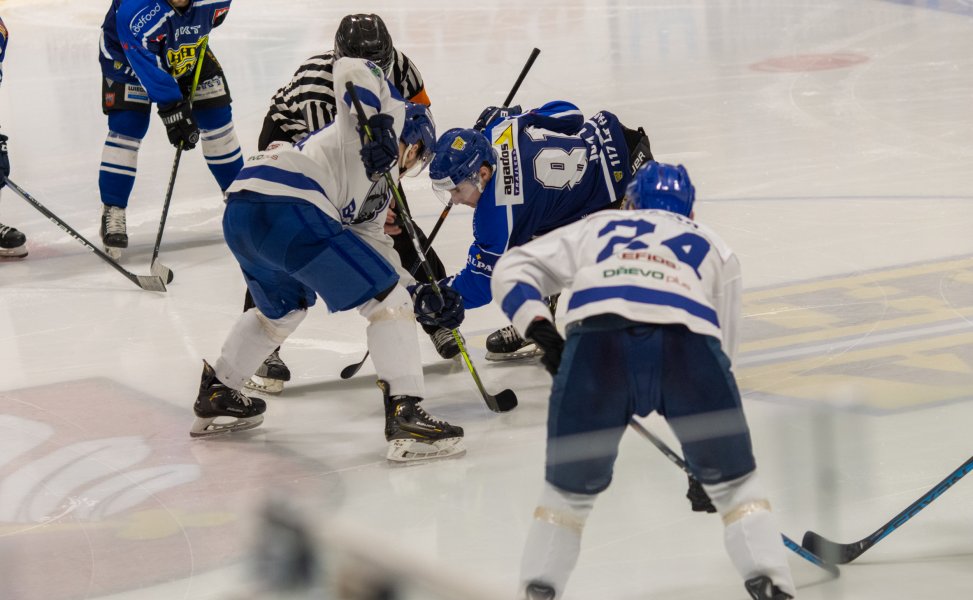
xmin=447 ymin=101 xmax=633 ymax=309
xmin=99 ymin=0 xmax=231 ymax=105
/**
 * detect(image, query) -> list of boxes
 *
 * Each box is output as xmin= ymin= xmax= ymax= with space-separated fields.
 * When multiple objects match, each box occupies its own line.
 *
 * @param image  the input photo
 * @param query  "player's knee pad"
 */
xmin=254 ymin=308 xmax=307 ymax=345
xmin=702 ymin=470 xmax=771 ymax=525
xmin=533 ymin=482 xmax=596 ymax=535
xmin=358 ymin=285 xmax=412 ymax=324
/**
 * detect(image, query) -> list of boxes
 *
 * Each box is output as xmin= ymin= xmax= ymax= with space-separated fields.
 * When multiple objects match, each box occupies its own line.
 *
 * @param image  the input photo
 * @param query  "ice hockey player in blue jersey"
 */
xmin=491 ymin=162 xmax=796 ymax=600
xmin=190 ymin=57 xmax=466 ymax=463
xmin=428 ymin=101 xmax=653 ymax=360
xmin=0 ymin=15 xmax=27 ymax=259
xmin=97 ymin=0 xmax=243 ymax=259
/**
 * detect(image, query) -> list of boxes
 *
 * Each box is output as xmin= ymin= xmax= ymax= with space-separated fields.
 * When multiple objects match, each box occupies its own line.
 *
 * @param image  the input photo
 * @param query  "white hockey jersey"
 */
xmin=491 ymin=209 xmax=743 ymax=359
xmin=225 ymin=57 xmax=407 ymax=275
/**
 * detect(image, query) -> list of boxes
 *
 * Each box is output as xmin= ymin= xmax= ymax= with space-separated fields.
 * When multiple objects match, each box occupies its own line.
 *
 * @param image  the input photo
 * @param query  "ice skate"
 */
xmin=379 ymin=379 xmax=464 ymax=462
xmin=430 ymin=326 xmax=461 ymax=360
xmin=745 ymin=575 xmax=794 ymax=600
xmin=0 ymin=223 xmax=27 ymax=258
xmin=191 ymin=360 xmax=267 ymax=437
xmin=244 ymin=349 xmax=291 ymax=394
xmin=100 ymin=204 xmax=128 ymax=261
xmin=485 ymin=324 xmax=542 ymax=361
xmin=524 ymin=582 xmax=556 ymax=600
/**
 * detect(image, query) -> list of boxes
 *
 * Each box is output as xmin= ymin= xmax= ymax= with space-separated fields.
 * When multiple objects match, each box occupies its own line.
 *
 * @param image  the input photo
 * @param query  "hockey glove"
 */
xmin=686 ymin=475 xmax=717 ymax=513
xmin=525 ymin=319 xmax=564 ymax=375
xmin=360 ymin=113 xmax=398 ymax=181
xmin=411 ymin=283 xmax=465 ymax=330
xmin=0 ymin=133 xmax=8 ymax=187
xmin=474 ymin=105 xmax=522 ymax=131
xmin=158 ymin=101 xmax=200 ymax=150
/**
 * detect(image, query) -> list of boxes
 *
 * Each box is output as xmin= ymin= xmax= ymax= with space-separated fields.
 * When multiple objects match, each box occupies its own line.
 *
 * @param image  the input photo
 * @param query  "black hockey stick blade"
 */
xmin=801 ymin=453 xmax=973 ymax=565
xmin=783 ymin=535 xmax=841 ymax=577
xmin=5 ymin=177 xmax=167 ymax=292
xmin=487 ymin=388 xmax=518 ymax=413
xmin=801 ymin=531 xmax=869 ymax=565
xmin=340 ymin=351 xmax=369 ymax=380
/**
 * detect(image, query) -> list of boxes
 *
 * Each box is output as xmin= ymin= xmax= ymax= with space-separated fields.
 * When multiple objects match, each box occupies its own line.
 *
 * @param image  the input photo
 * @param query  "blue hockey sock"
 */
xmin=99 ymin=131 xmax=141 ymax=209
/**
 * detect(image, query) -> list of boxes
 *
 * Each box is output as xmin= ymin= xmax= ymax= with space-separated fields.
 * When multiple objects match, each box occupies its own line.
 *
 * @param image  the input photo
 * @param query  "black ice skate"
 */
xmin=430 ymin=326 xmax=461 ymax=360
xmin=191 ymin=360 xmax=267 ymax=437
xmin=524 ymin=582 xmax=556 ymax=600
xmin=379 ymin=379 xmax=464 ymax=462
xmin=486 ymin=295 xmax=558 ymax=362
xmin=485 ymin=324 xmax=542 ymax=362
xmin=245 ymin=349 xmax=291 ymax=394
xmin=745 ymin=575 xmax=793 ymax=600
xmin=100 ymin=204 xmax=128 ymax=260
xmin=0 ymin=223 xmax=27 ymax=258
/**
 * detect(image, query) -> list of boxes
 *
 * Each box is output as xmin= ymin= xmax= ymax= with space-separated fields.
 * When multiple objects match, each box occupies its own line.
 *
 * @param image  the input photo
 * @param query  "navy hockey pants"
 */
xmin=222 ymin=192 xmax=398 ymax=320
xmin=546 ymin=316 xmax=756 ymax=495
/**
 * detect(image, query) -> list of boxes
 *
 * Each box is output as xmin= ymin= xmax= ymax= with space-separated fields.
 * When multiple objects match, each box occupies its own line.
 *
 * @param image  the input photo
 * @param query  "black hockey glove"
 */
xmin=158 ymin=101 xmax=200 ymax=150
xmin=0 ymin=133 xmax=9 ymax=188
xmin=474 ymin=105 xmax=522 ymax=131
xmin=686 ymin=475 xmax=717 ymax=513
xmin=525 ymin=319 xmax=565 ymax=375
xmin=360 ymin=113 xmax=398 ymax=181
xmin=411 ymin=283 xmax=465 ymax=330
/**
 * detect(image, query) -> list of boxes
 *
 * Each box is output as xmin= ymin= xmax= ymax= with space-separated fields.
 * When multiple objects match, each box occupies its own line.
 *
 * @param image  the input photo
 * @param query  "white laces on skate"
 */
xmin=0 ymin=225 xmax=12 ymax=237
xmin=227 ymin=388 xmax=255 ymax=407
xmin=497 ymin=324 xmax=523 ymax=344
xmin=104 ymin=206 xmax=126 ymax=233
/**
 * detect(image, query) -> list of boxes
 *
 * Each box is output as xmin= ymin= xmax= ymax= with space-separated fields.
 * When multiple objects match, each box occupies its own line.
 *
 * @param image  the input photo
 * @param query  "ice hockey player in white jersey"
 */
xmin=243 ymin=13 xmax=447 ymax=395
xmin=190 ymin=57 xmax=465 ymax=463
xmin=491 ymin=162 xmax=796 ymax=599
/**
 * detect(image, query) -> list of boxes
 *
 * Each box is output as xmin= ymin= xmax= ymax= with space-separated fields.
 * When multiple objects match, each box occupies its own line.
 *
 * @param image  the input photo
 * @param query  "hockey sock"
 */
xmin=98 ymin=131 xmax=142 ymax=209
xmin=703 ymin=471 xmax=796 ymax=597
xmin=197 ymin=109 xmax=243 ymax=191
xmin=215 ymin=309 xmax=306 ymax=390
xmin=359 ymin=285 xmax=424 ymax=398
xmin=519 ymin=482 xmax=596 ymax=598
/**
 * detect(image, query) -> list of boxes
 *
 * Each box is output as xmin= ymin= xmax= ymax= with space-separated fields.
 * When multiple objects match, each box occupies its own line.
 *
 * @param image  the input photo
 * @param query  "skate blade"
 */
xmin=485 ymin=346 xmax=543 ymax=362
xmin=0 ymin=245 xmax=28 ymax=259
xmin=244 ymin=375 xmax=284 ymax=395
xmin=104 ymin=246 xmax=122 ymax=261
xmin=190 ymin=414 xmax=264 ymax=438
xmin=386 ymin=437 xmax=465 ymax=462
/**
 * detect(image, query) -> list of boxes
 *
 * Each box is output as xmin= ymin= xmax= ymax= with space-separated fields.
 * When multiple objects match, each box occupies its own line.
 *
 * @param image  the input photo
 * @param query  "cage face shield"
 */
xmin=430 ymin=175 xmax=482 ymax=206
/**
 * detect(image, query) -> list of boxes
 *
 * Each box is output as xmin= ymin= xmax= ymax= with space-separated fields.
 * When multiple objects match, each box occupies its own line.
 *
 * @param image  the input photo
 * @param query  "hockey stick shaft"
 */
xmin=628 ymin=418 xmax=840 ymax=577
xmin=345 ymin=82 xmax=515 ymax=413
xmin=150 ymin=36 xmax=209 ymax=282
xmin=421 ymin=47 xmax=541 ymax=252
xmin=4 ymin=177 xmax=166 ymax=292
xmin=802 ymin=454 xmax=973 ymax=564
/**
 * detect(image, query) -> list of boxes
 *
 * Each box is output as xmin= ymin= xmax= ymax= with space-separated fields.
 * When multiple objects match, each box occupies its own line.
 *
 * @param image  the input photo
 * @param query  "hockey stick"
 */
xmin=345 ymin=81 xmax=517 ymax=413
xmin=423 ymin=47 xmax=541 ymax=249
xmin=4 ymin=177 xmax=166 ymax=292
xmin=339 ymin=48 xmax=542 ymax=380
xmin=628 ymin=418 xmax=840 ymax=577
xmin=801 ymin=454 xmax=973 ymax=564
xmin=149 ymin=36 xmax=209 ymax=285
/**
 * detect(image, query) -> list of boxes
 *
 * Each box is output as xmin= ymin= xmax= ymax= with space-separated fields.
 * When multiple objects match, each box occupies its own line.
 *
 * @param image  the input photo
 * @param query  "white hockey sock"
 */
xmin=214 ymin=309 xmax=306 ymax=390
xmin=359 ymin=286 xmax=424 ymax=398
xmin=703 ymin=471 xmax=796 ymax=597
xmin=518 ymin=482 xmax=596 ymax=598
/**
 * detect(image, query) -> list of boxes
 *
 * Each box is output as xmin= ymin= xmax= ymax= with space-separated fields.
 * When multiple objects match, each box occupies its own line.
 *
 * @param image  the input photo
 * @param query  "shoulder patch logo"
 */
xmin=614 ymin=170 xmax=624 ymax=182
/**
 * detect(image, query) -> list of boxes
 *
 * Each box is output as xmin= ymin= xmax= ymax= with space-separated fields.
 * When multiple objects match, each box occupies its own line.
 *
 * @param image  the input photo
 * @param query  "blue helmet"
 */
xmin=625 ymin=162 xmax=695 ymax=216
xmin=428 ymin=128 xmax=496 ymax=195
xmin=400 ymin=103 xmax=436 ymax=176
